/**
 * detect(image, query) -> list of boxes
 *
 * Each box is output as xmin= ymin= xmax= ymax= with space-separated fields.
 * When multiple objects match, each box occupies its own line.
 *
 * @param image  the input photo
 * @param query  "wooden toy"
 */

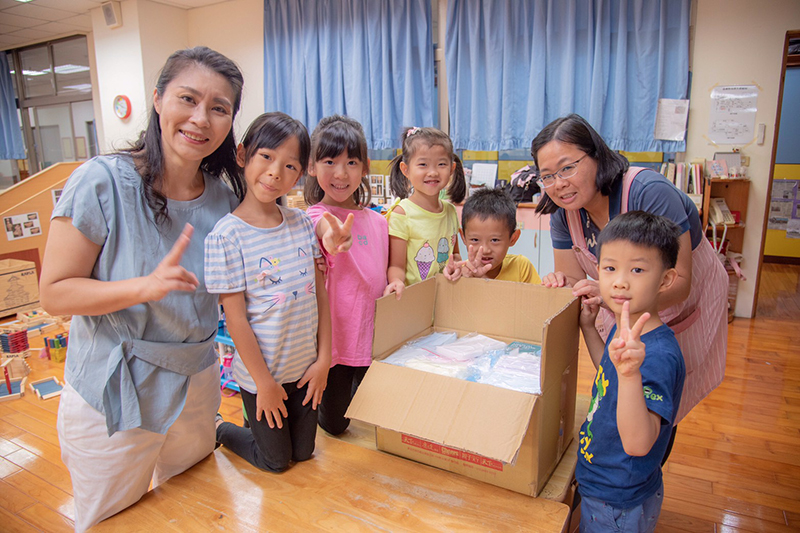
xmin=0 ymin=359 xmax=27 ymax=402
xmin=0 ymin=325 xmax=30 ymax=359
xmin=29 ymin=377 xmax=64 ymax=400
xmin=43 ymin=334 xmax=69 ymax=363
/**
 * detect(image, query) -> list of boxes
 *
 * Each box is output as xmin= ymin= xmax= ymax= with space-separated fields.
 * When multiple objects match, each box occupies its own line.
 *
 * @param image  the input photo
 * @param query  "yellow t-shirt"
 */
xmin=387 ymin=198 xmax=460 ymax=285
xmin=495 ymin=254 xmax=542 ymax=284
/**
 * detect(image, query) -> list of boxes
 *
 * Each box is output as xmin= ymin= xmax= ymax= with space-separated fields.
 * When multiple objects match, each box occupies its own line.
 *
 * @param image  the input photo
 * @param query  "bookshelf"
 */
xmin=701 ymin=178 xmax=750 ymax=254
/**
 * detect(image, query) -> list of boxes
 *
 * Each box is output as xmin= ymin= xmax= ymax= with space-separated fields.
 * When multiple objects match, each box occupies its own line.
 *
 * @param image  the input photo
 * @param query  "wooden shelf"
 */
xmin=701 ymin=178 xmax=750 ymax=254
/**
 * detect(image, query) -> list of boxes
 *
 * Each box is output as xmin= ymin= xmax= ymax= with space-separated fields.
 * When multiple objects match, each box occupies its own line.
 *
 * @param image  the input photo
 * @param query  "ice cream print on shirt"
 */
xmin=579 ymin=365 xmax=609 ymax=464
xmin=436 ymin=237 xmax=449 ymax=271
xmin=414 ymin=241 xmax=436 ymax=279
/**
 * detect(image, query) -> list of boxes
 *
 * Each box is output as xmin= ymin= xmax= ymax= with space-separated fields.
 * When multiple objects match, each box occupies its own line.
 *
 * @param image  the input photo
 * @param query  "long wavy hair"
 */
xmin=124 ymin=46 xmax=245 ymax=225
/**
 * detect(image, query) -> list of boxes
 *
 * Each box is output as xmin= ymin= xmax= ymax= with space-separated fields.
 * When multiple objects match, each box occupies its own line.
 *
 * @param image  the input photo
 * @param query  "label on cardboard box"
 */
xmin=401 ymin=434 xmax=504 ymax=471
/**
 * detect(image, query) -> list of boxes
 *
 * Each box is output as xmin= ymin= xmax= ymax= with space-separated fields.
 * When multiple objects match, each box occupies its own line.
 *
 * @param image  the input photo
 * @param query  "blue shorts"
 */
xmin=579 ymin=481 xmax=664 ymax=533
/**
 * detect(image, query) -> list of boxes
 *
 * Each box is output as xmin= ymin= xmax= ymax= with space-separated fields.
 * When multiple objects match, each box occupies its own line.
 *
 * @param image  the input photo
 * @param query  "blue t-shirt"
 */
xmin=551 ymin=169 xmax=703 ymax=256
xmin=52 ymin=154 xmax=239 ymax=435
xmin=575 ymin=324 xmax=685 ymax=508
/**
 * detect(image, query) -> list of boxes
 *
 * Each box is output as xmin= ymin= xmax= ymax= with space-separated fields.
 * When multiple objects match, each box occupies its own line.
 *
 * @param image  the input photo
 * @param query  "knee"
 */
xmin=253 ymin=447 xmax=292 ymax=473
xmin=318 ymin=415 xmax=350 ymax=436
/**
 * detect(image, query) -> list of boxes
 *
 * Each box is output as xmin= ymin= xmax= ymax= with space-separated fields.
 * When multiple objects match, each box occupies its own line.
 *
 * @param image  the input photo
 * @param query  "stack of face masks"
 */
xmin=382 ymin=332 xmax=542 ymax=395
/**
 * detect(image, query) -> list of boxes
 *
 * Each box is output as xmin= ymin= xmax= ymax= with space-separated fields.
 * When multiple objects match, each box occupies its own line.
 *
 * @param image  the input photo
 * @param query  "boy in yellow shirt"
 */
xmin=457 ymin=188 xmax=541 ymax=283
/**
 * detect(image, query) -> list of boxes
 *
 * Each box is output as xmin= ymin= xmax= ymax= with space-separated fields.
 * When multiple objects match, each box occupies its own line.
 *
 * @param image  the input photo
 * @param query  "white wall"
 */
xmin=138 ymin=1 xmax=189 ymax=94
xmin=89 ymin=0 xmax=261 ymax=153
xmin=70 ymin=100 xmax=96 ymax=160
xmin=188 ymin=0 xmax=264 ymax=140
xmin=90 ymin=0 xmax=147 ymax=152
xmin=686 ymin=0 xmax=800 ymax=317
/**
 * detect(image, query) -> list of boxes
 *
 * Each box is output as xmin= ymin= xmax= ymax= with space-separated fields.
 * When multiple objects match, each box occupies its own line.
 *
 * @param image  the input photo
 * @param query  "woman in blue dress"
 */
xmin=39 ymin=47 xmax=244 ymax=531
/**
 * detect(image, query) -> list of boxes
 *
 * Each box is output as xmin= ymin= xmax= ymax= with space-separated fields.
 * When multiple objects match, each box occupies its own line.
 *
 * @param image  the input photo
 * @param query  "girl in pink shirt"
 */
xmin=305 ymin=115 xmax=400 ymax=435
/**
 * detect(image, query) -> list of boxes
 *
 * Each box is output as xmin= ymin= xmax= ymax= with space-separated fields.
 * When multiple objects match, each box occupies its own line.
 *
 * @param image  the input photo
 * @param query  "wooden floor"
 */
xmin=0 ymin=267 xmax=798 ymax=531
xmin=756 ymin=263 xmax=800 ymax=319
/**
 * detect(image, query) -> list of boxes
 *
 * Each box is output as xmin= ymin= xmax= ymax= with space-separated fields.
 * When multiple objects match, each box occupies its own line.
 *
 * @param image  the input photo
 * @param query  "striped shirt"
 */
xmin=204 ymin=207 xmax=320 ymax=393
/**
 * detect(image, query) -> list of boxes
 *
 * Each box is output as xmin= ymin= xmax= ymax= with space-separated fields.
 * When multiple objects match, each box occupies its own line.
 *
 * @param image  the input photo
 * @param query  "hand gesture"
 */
xmin=572 ymin=279 xmax=602 ymax=308
xmin=608 ymin=301 xmax=650 ymax=379
xmin=579 ymin=294 xmax=601 ymax=330
xmin=255 ymin=379 xmax=289 ymax=429
xmin=460 ymin=245 xmax=493 ymax=278
xmin=298 ymin=358 xmax=329 ymax=410
xmin=442 ymin=255 xmax=463 ymax=281
xmin=144 ymin=223 xmax=199 ymax=301
xmin=383 ymin=279 xmax=405 ymax=300
xmin=541 ymin=271 xmax=570 ymax=288
xmin=321 ymin=212 xmax=354 ymax=255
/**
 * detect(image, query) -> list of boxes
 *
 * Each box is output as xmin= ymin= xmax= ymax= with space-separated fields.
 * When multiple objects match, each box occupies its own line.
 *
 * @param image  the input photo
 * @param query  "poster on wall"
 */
xmin=654 ymin=98 xmax=690 ymax=141
xmin=3 ymin=212 xmax=42 ymax=241
xmin=708 ymin=85 xmax=759 ymax=145
xmin=51 ymin=189 xmax=63 ymax=208
xmin=771 ymin=180 xmax=797 ymax=200
xmin=768 ymin=201 xmax=791 ymax=230
xmin=787 ymin=219 xmax=800 ymax=239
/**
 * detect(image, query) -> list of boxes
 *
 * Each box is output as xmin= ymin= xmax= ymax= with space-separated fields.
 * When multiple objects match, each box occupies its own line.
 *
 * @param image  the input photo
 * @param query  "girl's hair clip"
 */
xmin=406 ymin=127 xmax=421 ymax=138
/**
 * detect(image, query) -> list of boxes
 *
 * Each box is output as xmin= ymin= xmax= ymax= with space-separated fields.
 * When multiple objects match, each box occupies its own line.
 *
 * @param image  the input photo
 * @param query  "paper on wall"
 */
xmin=470 ymin=163 xmax=498 ymax=188
xmin=787 ymin=219 xmax=800 ymax=239
xmin=708 ymin=85 xmax=758 ymax=145
xmin=654 ymin=98 xmax=690 ymax=141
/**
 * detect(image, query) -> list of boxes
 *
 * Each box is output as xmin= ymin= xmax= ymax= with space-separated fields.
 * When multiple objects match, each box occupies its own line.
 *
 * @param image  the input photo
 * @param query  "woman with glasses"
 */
xmin=531 ymin=113 xmax=727 ymax=431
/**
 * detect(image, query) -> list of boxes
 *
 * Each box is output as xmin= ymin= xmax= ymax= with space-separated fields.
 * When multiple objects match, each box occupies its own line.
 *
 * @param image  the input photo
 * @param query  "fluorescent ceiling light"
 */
xmin=19 ymin=65 xmax=90 ymax=77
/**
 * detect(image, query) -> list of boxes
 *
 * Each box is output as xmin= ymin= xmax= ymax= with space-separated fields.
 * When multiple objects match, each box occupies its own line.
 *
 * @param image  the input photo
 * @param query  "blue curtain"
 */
xmin=264 ymin=0 xmax=435 ymax=149
xmin=0 ymin=52 xmax=25 ymax=160
xmin=446 ymin=0 xmax=690 ymax=152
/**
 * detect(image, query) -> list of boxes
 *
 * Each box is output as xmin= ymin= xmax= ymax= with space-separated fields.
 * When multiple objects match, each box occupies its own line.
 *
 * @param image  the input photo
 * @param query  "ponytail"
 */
xmin=447 ymin=154 xmax=466 ymax=204
xmin=389 ymin=152 xmax=411 ymax=199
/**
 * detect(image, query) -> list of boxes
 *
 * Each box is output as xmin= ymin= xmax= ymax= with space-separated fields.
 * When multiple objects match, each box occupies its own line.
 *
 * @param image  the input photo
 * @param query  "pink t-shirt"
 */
xmin=307 ymin=204 xmax=389 ymax=367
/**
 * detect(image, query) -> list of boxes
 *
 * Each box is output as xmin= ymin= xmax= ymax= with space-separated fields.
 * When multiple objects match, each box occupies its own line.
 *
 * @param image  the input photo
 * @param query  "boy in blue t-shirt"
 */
xmin=576 ymin=211 xmax=686 ymax=533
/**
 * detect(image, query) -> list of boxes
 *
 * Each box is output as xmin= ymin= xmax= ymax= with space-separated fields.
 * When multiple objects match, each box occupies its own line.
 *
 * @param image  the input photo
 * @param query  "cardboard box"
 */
xmin=0 ymin=260 xmax=39 ymax=318
xmin=346 ymin=276 xmax=580 ymax=496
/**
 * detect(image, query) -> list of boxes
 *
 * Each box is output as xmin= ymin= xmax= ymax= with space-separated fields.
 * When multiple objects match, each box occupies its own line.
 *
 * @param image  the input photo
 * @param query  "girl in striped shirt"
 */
xmin=204 ymin=112 xmax=345 ymax=472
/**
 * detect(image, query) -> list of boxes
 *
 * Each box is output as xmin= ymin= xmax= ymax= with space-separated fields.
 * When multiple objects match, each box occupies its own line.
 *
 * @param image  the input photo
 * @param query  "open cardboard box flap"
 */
xmin=347 ymin=277 xmax=578 ymax=465
xmin=346 ymin=361 xmax=537 ymax=463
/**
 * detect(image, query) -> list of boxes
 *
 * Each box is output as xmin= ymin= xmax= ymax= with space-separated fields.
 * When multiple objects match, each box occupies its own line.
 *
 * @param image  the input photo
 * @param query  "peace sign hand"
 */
xmin=321 ymin=212 xmax=354 ymax=256
xmin=143 ymin=223 xmax=199 ymax=301
xmin=442 ymin=254 xmax=463 ymax=281
xmin=460 ymin=245 xmax=494 ymax=278
xmin=608 ymin=301 xmax=650 ymax=378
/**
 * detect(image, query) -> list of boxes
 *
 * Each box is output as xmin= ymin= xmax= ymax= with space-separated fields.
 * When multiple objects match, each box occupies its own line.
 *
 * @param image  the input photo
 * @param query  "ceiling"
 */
xmin=0 ymin=0 xmax=228 ymax=51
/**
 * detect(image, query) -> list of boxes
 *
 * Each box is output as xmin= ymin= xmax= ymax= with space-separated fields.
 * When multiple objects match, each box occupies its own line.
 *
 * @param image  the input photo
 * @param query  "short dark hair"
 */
xmin=304 ymin=115 xmax=371 ymax=207
xmin=530 ymin=114 xmax=629 ymax=215
xmin=462 ymin=188 xmax=517 ymax=236
xmin=240 ymin=112 xmax=311 ymax=177
xmin=597 ymin=211 xmax=682 ymax=269
xmin=125 ymin=46 xmax=245 ymax=225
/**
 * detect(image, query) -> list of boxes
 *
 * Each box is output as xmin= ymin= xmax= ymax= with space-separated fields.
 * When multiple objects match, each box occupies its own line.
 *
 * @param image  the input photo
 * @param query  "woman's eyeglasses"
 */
xmin=537 ymin=154 xmax=588 ymax=188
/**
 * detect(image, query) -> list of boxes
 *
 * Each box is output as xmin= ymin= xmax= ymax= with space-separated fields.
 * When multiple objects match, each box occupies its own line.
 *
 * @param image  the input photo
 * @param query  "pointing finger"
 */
xmin=341 ymin=213 xmax=354 ymax=234
xmin=629 ymin=312 xmax=650 ymax=340
xmin=620 ymin=300 xmax=631 ymax=334
xmin=163 ymin=223 xmax=193 ymax=267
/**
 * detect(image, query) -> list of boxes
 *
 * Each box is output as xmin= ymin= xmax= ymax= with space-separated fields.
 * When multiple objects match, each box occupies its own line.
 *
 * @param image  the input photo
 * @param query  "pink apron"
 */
xmin=566 ymin=167 xmax=728 ymax=423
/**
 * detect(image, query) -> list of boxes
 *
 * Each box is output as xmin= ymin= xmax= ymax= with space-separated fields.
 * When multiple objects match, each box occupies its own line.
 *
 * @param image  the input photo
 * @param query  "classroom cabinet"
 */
xmin=512 ymin=206 xmax=554 ymax=277
xmin=701 ymin=178 xmax=750 ymax=255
